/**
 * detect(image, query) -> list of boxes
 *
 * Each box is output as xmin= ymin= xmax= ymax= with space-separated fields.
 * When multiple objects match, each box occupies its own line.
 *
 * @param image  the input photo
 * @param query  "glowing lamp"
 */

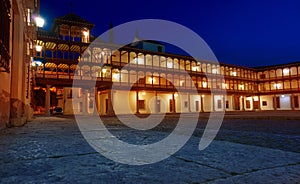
xmin=35 ymin=17 xmax=45 ymax=28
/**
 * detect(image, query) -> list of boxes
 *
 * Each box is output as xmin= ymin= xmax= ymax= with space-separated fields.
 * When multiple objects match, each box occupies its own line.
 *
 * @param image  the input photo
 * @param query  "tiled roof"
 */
xmin=55 ymin=13 xmax=94 ymax=27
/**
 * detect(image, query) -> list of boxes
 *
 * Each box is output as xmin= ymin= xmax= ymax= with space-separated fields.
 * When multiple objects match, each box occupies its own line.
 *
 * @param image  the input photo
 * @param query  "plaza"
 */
xmin=0 ymin=112 xmax=299 ymax=183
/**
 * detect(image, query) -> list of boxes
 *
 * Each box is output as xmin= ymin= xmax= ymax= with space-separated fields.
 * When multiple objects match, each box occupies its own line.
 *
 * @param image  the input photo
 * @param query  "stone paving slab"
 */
xmin=0 ymin=116 xmax=299 ymax=183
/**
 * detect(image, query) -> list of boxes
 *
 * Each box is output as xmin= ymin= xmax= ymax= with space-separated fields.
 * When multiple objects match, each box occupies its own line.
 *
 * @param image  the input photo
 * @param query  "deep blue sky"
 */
xmin=40 ymin=0 xmax=300 ymax=67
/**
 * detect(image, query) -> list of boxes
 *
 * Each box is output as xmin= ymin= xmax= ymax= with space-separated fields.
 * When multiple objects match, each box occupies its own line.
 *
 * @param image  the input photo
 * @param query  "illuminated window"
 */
xmin=192 ymin=66 xmax=199 ymax=71
xmin=274 ymin=83 xmax=281 ymax=89
xmin=167 ymin=61 xmax=173 ymax=68
xmin=112 ymin=73 xmax=120 ymax=81
xmin=82 ymin=29 xmax=89 ymax=43
xmin=180 ymin=80 xmax=185 ymax=86
xmin=148 ymin=77 xmax=155 ymax=84
xmin=283 ymin=68 xmax=289 ymax=76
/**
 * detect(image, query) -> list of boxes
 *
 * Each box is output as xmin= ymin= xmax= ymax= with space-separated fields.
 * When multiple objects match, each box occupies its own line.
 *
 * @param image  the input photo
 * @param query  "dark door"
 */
xmin=276 ymin=96 xmax=280 ymax=109
xmin=195 ymin=101 xmax=199 ymax=112
xmin=234 ymin=96 xmax=240 ymax=110
xmin=80 ymin=102 xmax=83 ymax=112
xmin=253 ymin=101 xmax=259 ymax=109
xmin=156 ymin=100 xmax=161 ymax=113
xmin=294 ymin=96 xmax=299 ymax=108
xmin=169 ymin=99 xmax=174 ymax=112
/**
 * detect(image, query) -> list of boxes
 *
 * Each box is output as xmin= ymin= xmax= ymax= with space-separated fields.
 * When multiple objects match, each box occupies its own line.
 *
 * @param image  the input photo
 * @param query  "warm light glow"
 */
xmin=202 ymin=81 xmax=207 ymax=88
xmin=283 ymin=69 xmax=289 ymax=75
xmin=281 ymin=95 xmax=285 ymax=98
xmin=134 ymin=57 xmax=144 ymax=65
xmin=50 ymin=87 xmax=57 ymax=92
xmin=192 ymin=66 xmax=198 ymax=71
xmin=253 ymin=96 xmax=259 ymax=101
xmin=238 ymin=84 xmax=244 ymax=90
xmin=35 ymin=16 xmax=45 ymax=28
xmin=31 ymin=61 xmax=36 ymax=67
xmin=83 ymin=31 xmax=89 ymax=37
xmin=112 ymin=73 xmax=120 ymax=80
xmin=212 ymin=69 xmax=217 ymax=74
xmin=174 ymin=93 xmax=178 ymax=97
xmin=148 ymin=77 xmax=155 ymax=83
xmin=167 ymin=62 xmax=173 ymax=68
xmin=102 ymin=68 xmax=107 ymax=73
xmin=180 ymin=80 xmax=185 ymax=86
xmin=36 ymin=45 xmax=42 ymax=52
xmin=246 ymin=97 xmax=252 ymax=101
xmin=232 ymin=71 xmax=237 ymax=76
xmin=274 ymin=83 xmax=281 ymax=88
xmin=141 ymin=91 xmax=146 ymax=96
xmin=201 ymin=94 xmax=205 ymax=98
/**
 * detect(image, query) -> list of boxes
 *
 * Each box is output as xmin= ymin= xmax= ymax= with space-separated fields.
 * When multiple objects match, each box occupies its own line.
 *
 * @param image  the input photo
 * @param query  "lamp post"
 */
xmin=35 ymin=16 xmax=45 ymax=28
xmin=30 ymin=16 xmax=45 ymax=113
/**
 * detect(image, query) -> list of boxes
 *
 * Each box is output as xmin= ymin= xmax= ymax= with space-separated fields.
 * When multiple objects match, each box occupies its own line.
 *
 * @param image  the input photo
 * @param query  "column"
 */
xmin=212 ymin=94 xmax=215 ymax=112
xmin=172 ymin=92 xmax=176 ymax=113
xmin=200 ymin=94 xmax=204 ymax=112
xmin=273 ymin=94 xmax=277 ymax=110
xmin=223 ymin=95 xmax=226 ymax=111
xmin=232 ymin=94 xmax=235 ymax=111
xmin=45 ymin=85 xmax=51 ymax=116
xmin=187 ymin=93 xmax=191 ymax=112
xmin=136 ymin=90 xmax=139 ymax=114
xmin=241 ymin=96 xmax=245 ymax=111
xmin=251 ymin=96 xmax=254 ymax=111
xmin=62 ymin=88 xmax=66 ymax=113
xmin=82 ymin=89 xmax=88 ymax=115
xmin=258 ymin=95 xmax=261 ymax=110
xmin=155 ymin=91 xmax=158 ymax=113
xmin=94 ymin=87 xmax=99 ymax=115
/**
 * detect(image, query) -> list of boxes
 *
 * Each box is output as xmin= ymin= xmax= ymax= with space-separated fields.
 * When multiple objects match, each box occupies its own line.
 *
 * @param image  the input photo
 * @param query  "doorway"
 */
xmin=156 ymin=100 xmax=161 ymax=113
xmin=169 ymin=99 xmax=175 ymax=112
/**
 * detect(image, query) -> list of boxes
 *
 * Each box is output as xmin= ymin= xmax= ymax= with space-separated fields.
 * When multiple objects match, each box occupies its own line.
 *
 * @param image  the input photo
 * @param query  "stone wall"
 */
xmin=0 ymin=89 xmax=10 ymax=129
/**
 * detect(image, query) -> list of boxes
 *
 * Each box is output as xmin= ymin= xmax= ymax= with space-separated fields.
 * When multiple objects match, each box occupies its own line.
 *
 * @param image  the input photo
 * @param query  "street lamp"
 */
xmin=35 ymin=16 xmax=45 ymax=28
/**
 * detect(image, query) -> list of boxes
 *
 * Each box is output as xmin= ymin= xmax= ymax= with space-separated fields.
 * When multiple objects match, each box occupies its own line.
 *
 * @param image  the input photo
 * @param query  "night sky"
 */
xmin=40 ymin=0 xmax=300 ymax=67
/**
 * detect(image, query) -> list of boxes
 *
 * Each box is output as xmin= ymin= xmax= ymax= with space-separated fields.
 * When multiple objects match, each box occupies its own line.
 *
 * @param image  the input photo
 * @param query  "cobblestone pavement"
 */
xmin=0 ymin=115 xmax=300 ymax=183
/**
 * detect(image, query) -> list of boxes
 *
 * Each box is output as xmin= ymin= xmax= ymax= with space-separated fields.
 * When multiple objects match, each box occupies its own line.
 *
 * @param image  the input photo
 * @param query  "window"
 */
xmin=260 ymin=74 xmax=266 ymax=79
xmin=217 ymin=100 xmax=222 ymax=109
xmin=184 ymin=101 xmax=188 ymax=108
xmin=262 ymin=101 xmax=267 ymax=106
xmin=89 ymin=99 xmax=94 ymax=108
xmin=57 ymin=89 xmax=63 ymax=97
xmin=226 ymin=100 xmax=229 ymax=109
xmin=138 ymin=100 xmax=145 ymax=110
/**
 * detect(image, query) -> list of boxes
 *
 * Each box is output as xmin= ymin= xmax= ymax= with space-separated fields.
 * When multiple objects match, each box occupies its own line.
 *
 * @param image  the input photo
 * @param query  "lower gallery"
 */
xmin=35 ymin=86 xmax=300 ymax=116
